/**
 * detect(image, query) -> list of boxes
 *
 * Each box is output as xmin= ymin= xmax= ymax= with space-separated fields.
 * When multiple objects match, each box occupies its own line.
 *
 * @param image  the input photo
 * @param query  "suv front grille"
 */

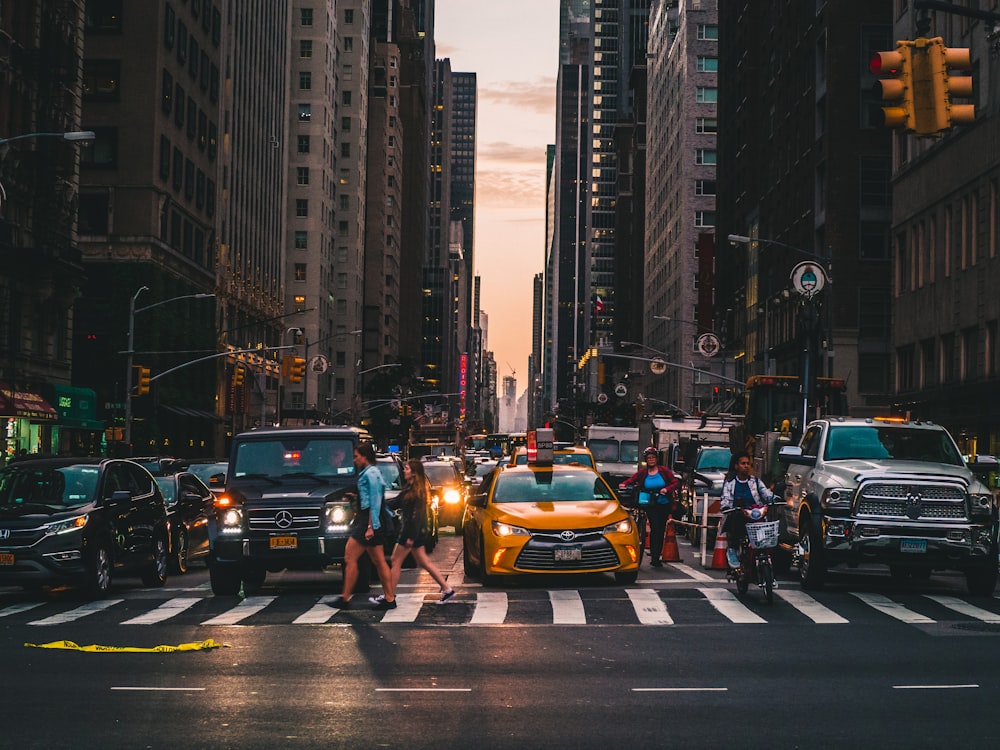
xmin=856 ymin=482 xmax=968 ymax=521
xmin=0 ymin=527 xmax=45 ymax=548
xmin=247 ymin=506 xmax=321 ymax=532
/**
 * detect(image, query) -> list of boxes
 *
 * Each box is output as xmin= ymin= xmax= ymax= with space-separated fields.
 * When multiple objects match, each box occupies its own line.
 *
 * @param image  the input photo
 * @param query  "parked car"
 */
xmin=182 ymin=459 xmax=229 ymax=497
xmin=0 ymin=457 xmax=169 ymax=596
xmin=153 ymin=471 xmax=215 ymax=574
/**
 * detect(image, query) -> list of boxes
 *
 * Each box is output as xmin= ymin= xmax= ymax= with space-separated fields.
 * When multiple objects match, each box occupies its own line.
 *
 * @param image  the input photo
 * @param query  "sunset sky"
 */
xmin=435 ymin=0 xmax=560 ymax=392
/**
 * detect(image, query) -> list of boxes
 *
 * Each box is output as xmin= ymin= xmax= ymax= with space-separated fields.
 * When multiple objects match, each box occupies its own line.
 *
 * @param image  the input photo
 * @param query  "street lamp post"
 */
xmin=0 ymin=130 xmax=96 ymax=147
xmin=124 ymin=288 xmax=215 ymax=453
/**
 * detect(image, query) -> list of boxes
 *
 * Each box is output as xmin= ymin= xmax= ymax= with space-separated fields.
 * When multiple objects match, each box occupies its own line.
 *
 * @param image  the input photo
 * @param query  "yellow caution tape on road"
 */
xmin=24 ymin=638 xmax=230 ymax=653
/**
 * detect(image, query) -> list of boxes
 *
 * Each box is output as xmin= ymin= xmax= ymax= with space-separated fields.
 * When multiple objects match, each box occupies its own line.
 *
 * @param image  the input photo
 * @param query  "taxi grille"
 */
xmin=514 ymin=528 xmax=620 ymax=571
xmin=247 ymin=506 xmax=321 ymax=532
xmin=855 ymin=482 xmax=968 ymax=521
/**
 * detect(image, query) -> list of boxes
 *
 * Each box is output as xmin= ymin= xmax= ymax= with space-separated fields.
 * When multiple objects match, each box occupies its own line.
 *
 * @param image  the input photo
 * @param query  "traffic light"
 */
xmin=134 ymin=366 xmax=151 ymax=396
xmin=233 ymin=366 xmax=245 ymax=387
xmin=288 ymin=357 xmax=306 ymax=383
xmin=870 ymin=42 xmax=914 ymax=131
xmin=922 ymin=37 xmax=974 ymax=132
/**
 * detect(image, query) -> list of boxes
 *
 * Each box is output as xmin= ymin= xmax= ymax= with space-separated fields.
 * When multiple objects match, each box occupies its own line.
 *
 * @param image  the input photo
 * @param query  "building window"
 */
xmin=296 ymin=199 xmax=309 ymax=217
xmin=344 ymin=8 xmax=354 ymax=23
xmin=294 ymin=264 xmax=307 ymax=282
xmin=343 ymin=64 xmax=353 ymax=81
xmin=299 ymin=72 xmax=312 ymax=90
xmin=83 ymin=59 xmax=121 ymax=100
xmin=81 ymin=128 xmax=118 ymax=169
xmin=295 ymin=231 xmax=308 ymax=249
xmin=161 ymin=69 xmax=173 ymax=113
xmin=296 ymin=167 xmax=309 ymax=185
xmin=337 ymin=273 xmax=348 ymax=289
xmin=695 ymin=180 xmax=716 ymax=196
xmin=300 ymin=39 xmax=313 ymax=58
xmin=174 ymin=83 xmax=185 ymax=127
xmin=300 ymin=8 xmax=313 ymax=26
xmin=341 ymin=116 xmax=351 ymax=132
xmin=196 ymin=169 xmax=205 ymax=209
xmin=694 ymin=211 xmax=715 ymax=227
xmin=696 ymin=87 xmax=718 ymax=103
xmin=88 ymin=0 xmax=124 ymax=32
xmin=860 ymin=222 xmax=890 ymax=260
xmin=697 ymin=24 xmax=719 ymax=40
xmin=859 ymin=289 xmax=891 ymax=339
xmin=858 ymin=354 xmax=889 ymax=394
xmin=298 ymin=103 xmax=311 ymax=121
xmin=184 ymin=158 xmax=194 ymax=198
xmin=897 ymin=345 xmax=915 ymax=391
xmin=338 ymin=221 xmax=349 ymax=235
xmin=941 ymin=334 xmax=956 ymax=383
xmin=342 ymin=90 xmax=352 ymax=106
xmin=339 ymin=195 xmax=349 ymax=210
xmin=696 ymin=117 xmax=717 ymax=134
xmin=159 ymin=135 xmax=171 ymax=180
xmin=962 ymin=327 xmax=979 ymax=381
xmin=294 ymin=296 xmax=306 ymax=312
xmin=340 ymin=142 xmax=351 ymax=158
xmin=859 ymin=156 xmax=891 ymax=209
xmin=298 ymin=135 xmax=310 ymax=154
xmin=696 ymin=56 xmax=718 ymax=72
xmin=695 ymin=149 xmax=717 ymax=165
xmin=343 ymin=36 xmax=353 ymax=52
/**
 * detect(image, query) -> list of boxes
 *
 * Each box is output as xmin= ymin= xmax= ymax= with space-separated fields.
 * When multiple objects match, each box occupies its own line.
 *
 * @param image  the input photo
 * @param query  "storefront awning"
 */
xmin=0 ymin=383 xmax=57 ymax=421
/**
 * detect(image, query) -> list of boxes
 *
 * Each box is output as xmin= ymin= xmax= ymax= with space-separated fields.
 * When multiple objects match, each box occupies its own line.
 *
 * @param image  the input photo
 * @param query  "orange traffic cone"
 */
xmin=710 ymin=529 xmax=729 ymax=570
xmin=661 ymin=520 xmax=681 ymax=562
xmin=642 ymin=517 xmax=650 ymax=551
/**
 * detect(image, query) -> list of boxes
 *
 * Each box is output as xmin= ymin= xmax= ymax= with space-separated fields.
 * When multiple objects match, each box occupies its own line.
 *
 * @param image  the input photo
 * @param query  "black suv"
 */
xmin=209 ymin=425 xmax=371 ymax=595
xmin=0 ymin=457 xmax=169 ymax=596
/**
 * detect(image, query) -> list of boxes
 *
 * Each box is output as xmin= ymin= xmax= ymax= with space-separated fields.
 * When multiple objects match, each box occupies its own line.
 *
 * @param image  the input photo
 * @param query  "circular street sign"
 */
xmin=696 ymin=333 xmax=722 ymax=358
xmin=649 ymin=357 xmax=667 ymax=375
xmin=790 ymin=261 xmax=827 ymax=297
xmin=614 ymin=382 xmax=628 ymax=398
xmin=309 ymin=355 xmax=330 ymax=374
xmin=596 ymin=392 xmax=609 ymax=404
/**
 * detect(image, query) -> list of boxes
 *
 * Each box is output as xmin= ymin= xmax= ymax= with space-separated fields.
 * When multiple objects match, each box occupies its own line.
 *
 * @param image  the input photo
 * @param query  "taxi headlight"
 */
xmin=492 ymin=520 xmax=530 ymax=537
xmin=443 ymin=489 xmax=462 ymax=505
xmin=603 ymin=518 xmax=633 ymax=535
xmin=220 ymin=508 xmax=243 ymax=534
xmin=44 ymin=514 xmax=88 ymax=535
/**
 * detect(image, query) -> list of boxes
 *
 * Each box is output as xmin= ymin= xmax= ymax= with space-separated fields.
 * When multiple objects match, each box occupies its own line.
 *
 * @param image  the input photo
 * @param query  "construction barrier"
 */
xmin=710 ymin=530 xmax=729 ymax=570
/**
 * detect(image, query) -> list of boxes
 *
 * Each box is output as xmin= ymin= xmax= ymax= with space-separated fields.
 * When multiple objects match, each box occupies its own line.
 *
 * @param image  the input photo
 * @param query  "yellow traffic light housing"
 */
xmin=870 ymin=43 xmax=913 ymax=131
xmin=288 ymin=357 xmax=306 ymax=384
xmin=926 ymin=38 xmax=974 ymax=130
xmin=233 ymin=366 xmax=245 ymax=387
xmin=135 ymin=366 xmax=152 ymax=396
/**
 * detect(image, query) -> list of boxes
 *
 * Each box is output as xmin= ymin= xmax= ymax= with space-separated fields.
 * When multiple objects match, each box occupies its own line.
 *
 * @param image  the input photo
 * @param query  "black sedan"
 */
xmin=153 ymin=472 xmax=214 ymax=574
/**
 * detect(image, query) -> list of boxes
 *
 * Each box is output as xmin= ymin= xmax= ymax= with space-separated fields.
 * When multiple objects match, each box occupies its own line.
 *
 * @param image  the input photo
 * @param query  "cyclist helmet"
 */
xmin=642 ymin=446 xmax=658 ymax=458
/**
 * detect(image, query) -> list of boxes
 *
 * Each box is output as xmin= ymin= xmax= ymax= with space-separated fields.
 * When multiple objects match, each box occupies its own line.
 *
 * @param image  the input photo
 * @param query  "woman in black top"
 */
xmin=374 ymin=459 xmax=455 ymax=604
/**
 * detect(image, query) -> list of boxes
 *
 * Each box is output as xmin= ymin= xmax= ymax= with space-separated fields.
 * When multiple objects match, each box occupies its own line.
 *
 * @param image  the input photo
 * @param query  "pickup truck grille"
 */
xmin=856 ymin=482 xmax=967 ymax=521
xmin=247 ymin=506 xmax=321 ymax=532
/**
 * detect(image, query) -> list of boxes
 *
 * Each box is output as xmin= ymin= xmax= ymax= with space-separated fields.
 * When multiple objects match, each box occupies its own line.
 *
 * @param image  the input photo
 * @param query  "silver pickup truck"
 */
xmin=778 ymin=417 xmax=998 ymax=595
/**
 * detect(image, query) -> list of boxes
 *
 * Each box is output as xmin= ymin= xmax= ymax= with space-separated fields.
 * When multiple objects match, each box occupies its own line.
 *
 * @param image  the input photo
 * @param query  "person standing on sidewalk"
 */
xmin=619 ymin=447 xmax=681 ymax=568
xmin=372 ymin=459 xmax=455 ymax=605
xmin=332 ymin=442 xmax=397 ymax=610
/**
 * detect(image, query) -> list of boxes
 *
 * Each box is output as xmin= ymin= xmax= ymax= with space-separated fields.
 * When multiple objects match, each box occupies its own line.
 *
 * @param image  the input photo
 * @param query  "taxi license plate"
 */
xmin=900 ymin=538 xmax=927 ymax=554
xmin=270 ymin=536 xmax=297 ymax=550
xmin=554 ymin=545 xmax=582 ymax=562
xmin=0 ymin=552 xmax=13 ymax=566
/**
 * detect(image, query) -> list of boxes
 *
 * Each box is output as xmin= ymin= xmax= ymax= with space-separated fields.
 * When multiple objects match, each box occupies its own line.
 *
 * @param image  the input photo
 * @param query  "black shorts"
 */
xmin=350 ymin=512 xmax=385 ymax=546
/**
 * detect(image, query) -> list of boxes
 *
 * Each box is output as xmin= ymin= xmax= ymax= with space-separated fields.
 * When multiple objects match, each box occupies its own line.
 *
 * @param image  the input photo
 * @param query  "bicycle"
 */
xmin=617 ymin=486 xmax=648 ymax=565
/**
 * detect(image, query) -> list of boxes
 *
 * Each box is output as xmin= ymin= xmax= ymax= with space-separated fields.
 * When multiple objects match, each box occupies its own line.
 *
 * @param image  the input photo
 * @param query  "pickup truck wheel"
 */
xmin=966 ymin=556 xmax=998 ymax=596
xmin=798 ymin=514 xmax=826 ymax=590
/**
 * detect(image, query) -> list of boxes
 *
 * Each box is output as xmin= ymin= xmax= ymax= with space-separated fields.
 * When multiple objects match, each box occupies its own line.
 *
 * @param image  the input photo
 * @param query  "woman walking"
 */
xmin=619 ymin=446 xmax=682 ymax=567
xmin=374 ymin=459 xmax=455 ymax=604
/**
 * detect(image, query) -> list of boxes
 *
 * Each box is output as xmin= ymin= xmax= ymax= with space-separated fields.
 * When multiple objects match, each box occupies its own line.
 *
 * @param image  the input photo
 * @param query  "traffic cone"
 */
xmin=660 ymin=520 xmax=681 ymax=562
xmin=709 ymin=529 xmax=729 ymax=570
xmin=642 ymin=517 xmax=650 ymax=551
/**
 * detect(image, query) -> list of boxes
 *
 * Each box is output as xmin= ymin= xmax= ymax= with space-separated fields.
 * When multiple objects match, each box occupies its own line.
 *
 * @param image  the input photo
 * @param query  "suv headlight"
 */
xmin=969 ymin=493 xmax=993 ymax=517
xmin=443 ymin=489 xmax=462 ymax=505
xmin=325 ymin=502 xmax=351 ymax=532
xmin=492 ymin=520 xmax=530 ymax=537
xmin=821 ymin=487 xmax=853 ymax=510
xmin=44 ymin=515 xmax=88 ymax=535
xmin=603 ymin=518 xmax=633 ymax=535
xmin=220 ymin=508 xmax=244 ymax=534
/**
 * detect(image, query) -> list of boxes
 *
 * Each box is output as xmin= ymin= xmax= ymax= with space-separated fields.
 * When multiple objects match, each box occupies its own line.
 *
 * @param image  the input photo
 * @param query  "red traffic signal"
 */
xmin=870 ymin=44 xmax=913 ymax=130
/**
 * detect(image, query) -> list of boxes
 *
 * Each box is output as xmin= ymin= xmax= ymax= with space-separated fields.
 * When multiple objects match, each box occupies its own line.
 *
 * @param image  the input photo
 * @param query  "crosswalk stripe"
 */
xmin=380 ymin=593 xmax=426 ymax=623
xmin=627 ymin=588 xmax=673 ymax=625
xmin=121 ymin=597 xmax=201 ymax=625
xmin=0 ymin=602 xmax=44 ymax=618
xmin=775 ymin=589 xmax=848 ymax=623
xmin=293 ymin=594 xmax=340 ymax=624
xmin=697 ymin=587 xmax=766 ymax=623
xmin=549 ymin=589 xmax=586 ymax=624
xmin=924 ymin=595 xmax=1000 ymax=623
xmin=852 ymin=592 xmax=935 ymax=623
xmin=29 ymin=599 xmax=123 ymax=626
xmin=201 ymin=596 xmax=276 ymax=625
xmin=666 ymin=563 xmax=714 ymax=582
xmin=469 ymin=591 xmax=507 ymax=624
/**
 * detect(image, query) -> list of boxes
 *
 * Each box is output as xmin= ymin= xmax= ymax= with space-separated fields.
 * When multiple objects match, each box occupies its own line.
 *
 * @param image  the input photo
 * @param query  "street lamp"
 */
xmin=0 ymin=130 xmax=96 ymax=146
xmin=124 ymin=287 xmax=215 ymax=452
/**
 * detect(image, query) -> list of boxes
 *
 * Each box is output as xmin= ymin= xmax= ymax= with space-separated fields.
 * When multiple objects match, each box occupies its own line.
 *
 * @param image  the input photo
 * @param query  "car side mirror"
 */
xmin=103 ymin=489 xmax=131 ymax=505
xmin=469 ymin=492 xmax=487 ymax=508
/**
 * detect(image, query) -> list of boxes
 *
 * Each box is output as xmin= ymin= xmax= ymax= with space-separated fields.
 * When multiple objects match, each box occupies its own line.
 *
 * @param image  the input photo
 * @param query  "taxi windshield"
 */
xmin=492 ymin=471 xmax=614 ymax=503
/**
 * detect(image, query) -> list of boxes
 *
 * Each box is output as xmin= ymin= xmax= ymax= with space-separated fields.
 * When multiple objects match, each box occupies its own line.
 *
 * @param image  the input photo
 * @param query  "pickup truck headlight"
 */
xmin=969 ymin=493 xmax=993 ymax=517
xmin=603 ymin=518 xmax=633 ymax=535
xmin=44 ymin=514 xmax=88 ymax=535
xmin=325 ymin=502 xmax=351 ymax=533
xmin=821 ymin=487 xmax=853 ymax=510
xmin=220 ymin=508 xmax=244 ymax=535
xmin=492 ymin=520 xmax=530 ymax=537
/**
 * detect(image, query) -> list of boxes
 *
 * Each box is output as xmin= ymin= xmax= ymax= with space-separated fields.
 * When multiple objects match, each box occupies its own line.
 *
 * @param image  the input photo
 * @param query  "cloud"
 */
xmin=480 ymin=79 xmax=556 ymax=114
xmin=476 ymin=169 xmax=546 ymax=208
xmin=479 ymin=141 xmax=547 ymax=166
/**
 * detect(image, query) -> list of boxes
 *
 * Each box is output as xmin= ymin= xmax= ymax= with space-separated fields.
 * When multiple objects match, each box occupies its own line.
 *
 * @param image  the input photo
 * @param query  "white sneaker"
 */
xmin=726 ymin=548 xmax=740 ymax=569
xmin=368 ymin=594 xmax=385 ymax=605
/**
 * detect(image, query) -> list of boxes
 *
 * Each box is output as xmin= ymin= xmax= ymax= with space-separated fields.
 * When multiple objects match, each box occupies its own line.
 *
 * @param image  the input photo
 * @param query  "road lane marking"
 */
xmin=697 ymin=587 xmax=766 ymax=623
xmin=0 ymin=602 xmax=44 ymax=618
xmin=626 ymin=588 xmax=673 ymax=625
xmin=549 ymin=589 xmax=586 ymax=624
xmin=632 ymin=687 xmax=728 ymax=692
xmin=924 ymin=595 xmax=1000 ymax=623
xmin=121 ymin=597 xmax=201 ymax=625
xmin=775 ymin=589 xmax=848 ymax=624
xmin=666 ymin=563 xmax=714 ymax=581
xmin=379 ymin=593 xmax=426 ymax=623
xmin=201 ymin=595 xmax=276 ymax=625
xmin=111 ymin=687 xmax=206 ymax=691
xmin=852 ymin=592 xmax=935 ymax=624
xmin=892 ymin=684 xmax=979 ymax=690
xmin=293 ymin=594 xmax=340 ymax=624
xmin=29 ymin=599 xmax=123 ymax=626
xmin=468 ymin=591 xmax=507 ymax=624
xmin=375 ymin=688 xmax=472 ymax=692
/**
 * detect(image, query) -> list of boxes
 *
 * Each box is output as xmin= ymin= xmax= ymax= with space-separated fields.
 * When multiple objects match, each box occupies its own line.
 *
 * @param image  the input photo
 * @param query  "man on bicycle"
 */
xmin=720 ymin=451 xmax=775 ymax=569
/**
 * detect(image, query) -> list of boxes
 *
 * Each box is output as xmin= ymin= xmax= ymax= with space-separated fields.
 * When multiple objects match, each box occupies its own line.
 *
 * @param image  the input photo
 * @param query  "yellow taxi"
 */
xmin=462 ymin=430 xmax=640 ymax=584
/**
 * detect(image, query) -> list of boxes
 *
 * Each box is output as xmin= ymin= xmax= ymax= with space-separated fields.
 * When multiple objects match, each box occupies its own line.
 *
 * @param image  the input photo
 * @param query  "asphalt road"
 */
xmin=3 ymin=534 xmax=999 ymax=749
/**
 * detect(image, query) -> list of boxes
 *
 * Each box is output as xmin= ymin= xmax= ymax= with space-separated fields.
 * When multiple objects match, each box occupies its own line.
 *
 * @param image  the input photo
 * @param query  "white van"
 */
xmin=584 ymin=425 xmax=640 ymax=489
